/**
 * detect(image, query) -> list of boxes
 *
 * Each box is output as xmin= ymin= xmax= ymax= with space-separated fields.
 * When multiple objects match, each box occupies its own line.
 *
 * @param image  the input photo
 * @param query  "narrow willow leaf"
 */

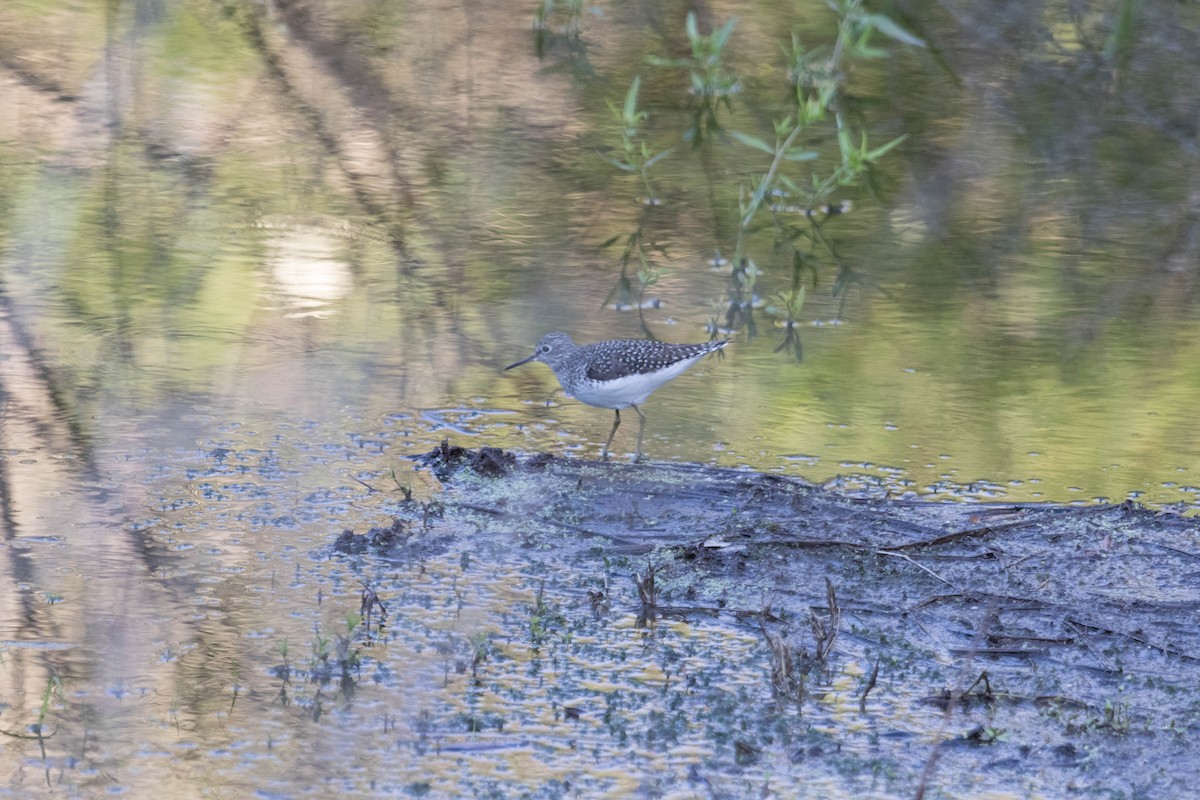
xmin=714 ymin=18 xmax=737 ymax=51
xmin=856 ymin=45 xmax=891 ymax=59
xmin=837 ymin=126 xmax=852 ymax=159
xmin=864 ymin=13 xmax=925 ymax=47
xmin=730 ymin=130 xmax=776 ymax=154
xmin=623 ymin=76 xmax=641 ymax=123
xmin=644 ymin=147 xmax=675 ymax=168
xmin=865 ymin=133 xmax=908 ymax=160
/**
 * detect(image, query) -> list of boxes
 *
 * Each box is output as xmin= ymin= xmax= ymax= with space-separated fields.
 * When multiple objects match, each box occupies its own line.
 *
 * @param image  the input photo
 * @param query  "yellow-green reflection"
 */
xmin=1 ymin=0 xmax=1199 ymax=795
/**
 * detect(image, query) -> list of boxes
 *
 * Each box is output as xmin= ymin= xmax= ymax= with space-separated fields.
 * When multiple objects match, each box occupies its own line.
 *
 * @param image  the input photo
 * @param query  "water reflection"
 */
xmin=1 ymin=0 xmax=1194 ymax=505
xmin=1 ymin=0 xmax=1199 ymax=794
xmin=264 ymin=221 xmax=354 ymax=318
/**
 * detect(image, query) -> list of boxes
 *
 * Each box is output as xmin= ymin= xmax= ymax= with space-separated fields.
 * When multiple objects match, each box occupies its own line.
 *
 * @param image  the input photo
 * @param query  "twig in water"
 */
xmin=877 ymin=549 xmax=956 ymax=588
xmin=859 ymin=657 xmax=879 ymax=712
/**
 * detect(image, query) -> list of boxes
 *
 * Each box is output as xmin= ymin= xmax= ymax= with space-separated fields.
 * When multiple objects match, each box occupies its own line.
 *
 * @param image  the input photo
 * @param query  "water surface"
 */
xmin=1 ymin=0 xmax=1198 ymax=796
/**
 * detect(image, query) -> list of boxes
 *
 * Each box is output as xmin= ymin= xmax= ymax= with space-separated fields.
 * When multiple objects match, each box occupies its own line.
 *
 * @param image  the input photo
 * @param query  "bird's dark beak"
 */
xmin=505 ymin=352 xmax=537 ymax=370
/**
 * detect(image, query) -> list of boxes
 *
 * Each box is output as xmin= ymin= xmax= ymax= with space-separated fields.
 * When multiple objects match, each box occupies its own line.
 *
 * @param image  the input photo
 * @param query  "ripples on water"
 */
xmin=2 ymin=0 xmax=1199 ymax=795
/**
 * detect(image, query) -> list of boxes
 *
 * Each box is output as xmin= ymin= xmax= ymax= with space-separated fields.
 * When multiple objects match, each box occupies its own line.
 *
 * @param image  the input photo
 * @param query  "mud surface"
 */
xmin=395 ymin=445 xmax=1200 ymax=797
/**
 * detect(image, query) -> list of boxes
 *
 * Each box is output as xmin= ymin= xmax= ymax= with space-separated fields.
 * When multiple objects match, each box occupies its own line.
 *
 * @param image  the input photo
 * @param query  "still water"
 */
xmin=1 ymin=0 xmax=1198 ymax=796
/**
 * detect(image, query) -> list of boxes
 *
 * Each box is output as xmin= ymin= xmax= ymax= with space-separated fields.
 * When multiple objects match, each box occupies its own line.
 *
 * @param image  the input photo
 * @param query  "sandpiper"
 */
xmin=505 ymin=332 xmax=730 ymax=462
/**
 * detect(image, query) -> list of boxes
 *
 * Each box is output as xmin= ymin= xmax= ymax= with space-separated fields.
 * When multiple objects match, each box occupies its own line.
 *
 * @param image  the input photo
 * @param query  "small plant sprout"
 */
xmin=329 ymin=612 xmax=365 ymax=680
xmin=230 ymin=664 xmax=241 ymax=713
xmin=634 ymin=563 xmax=660 ymax=628
xmin=311 ymin=626 xmax=332 ymax=669
xmin=359 ymin=582 xmax=388 ymax=641
xmin=469 ymin=631 xmax=492 ymax=681
xmin=26 ymin=669 xmax=65 ymax=770
xmin=529 ymin=579 xmax=550 ymax=648
xmin=759 ymin=579 xmax=844 ymax=709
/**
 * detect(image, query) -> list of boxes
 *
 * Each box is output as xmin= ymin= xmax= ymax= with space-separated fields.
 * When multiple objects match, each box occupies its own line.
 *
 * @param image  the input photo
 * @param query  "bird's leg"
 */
xmin=601 ymin=409 xmax=621 ymax=461
xmin=631 ymin=404 xmax=646 ymax=463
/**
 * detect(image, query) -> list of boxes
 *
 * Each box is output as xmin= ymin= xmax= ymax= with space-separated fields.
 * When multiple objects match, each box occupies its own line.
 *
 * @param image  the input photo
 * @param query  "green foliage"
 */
xmin=716 ymin=0 xmax=920 ymax=358
xmin=647 ymin=12 xmax=742 ymax=144
xmin=605 ymin=76 xmax=675 ymax=196
xmin=830 ymin=0 xmax=926 ymax=56
xmin=601 ymin=76 xmax=674 ymax=333
xmin=469 ymin=631 xmax=494 ymax=679
xmin=35 ymin=670 xmax=63 ymax=735
xmin=528 ymin=580 xmax=567 ymax=648
xmin=311 ymin=630 xmax=332 ymax=663
xmin=596 ymin=5 xmax=920 ymax=355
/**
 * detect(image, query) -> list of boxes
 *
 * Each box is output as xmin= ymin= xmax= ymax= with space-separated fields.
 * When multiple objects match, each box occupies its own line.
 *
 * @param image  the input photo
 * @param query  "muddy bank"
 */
xmin=366 ymin=444 xmax=1200 ymax=797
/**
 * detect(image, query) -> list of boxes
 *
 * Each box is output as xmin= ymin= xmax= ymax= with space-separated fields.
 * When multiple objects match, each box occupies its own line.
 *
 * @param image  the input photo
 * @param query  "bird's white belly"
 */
xmin=567 ymin=355 xmax=704 ymax=409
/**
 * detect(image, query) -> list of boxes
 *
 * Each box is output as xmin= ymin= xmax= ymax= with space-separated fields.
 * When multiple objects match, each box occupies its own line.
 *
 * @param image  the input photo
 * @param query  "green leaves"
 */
xmin=649 ymin=11 xmax=742 ymax=145
xmin=691 ymin=14 xmax=737 ymax=63
xmin=622 ymin=75 xmax=643 ymax=127
xmin=729 ymin=126 xmax=819 ymax=165
xmin=785 ymin=150 xmax=820 ymax=162
xmin=603 ymin=2 xmax=920 ymax=352
xmin=836 ymin=127 xmax=909 ymax=176
xmin=643 ymin=146 xmax=674 ymax=169
xmin=708 ymin=0 xmax=922 ymax=350
xmin=832 ymin=0 xmax=925 ymax=59
xmin=863 ymin=13 xmax=925 ymax=48
xmin=863 ymin=132 xmax=908 ymax=161
xmin=607 ymin=76 xmax=672 ymax=181
xmin=730 ymin=131 xmax=774 ymax=155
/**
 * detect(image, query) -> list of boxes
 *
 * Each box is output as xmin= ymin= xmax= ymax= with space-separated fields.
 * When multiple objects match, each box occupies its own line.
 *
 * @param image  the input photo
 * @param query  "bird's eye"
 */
xmin=540 ymin=344 xmax=551 ymax=353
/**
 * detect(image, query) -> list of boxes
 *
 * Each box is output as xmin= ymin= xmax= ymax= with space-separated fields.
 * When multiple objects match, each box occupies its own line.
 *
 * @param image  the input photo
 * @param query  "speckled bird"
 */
xmin=505 ymin=331 xmax=730 ymax=462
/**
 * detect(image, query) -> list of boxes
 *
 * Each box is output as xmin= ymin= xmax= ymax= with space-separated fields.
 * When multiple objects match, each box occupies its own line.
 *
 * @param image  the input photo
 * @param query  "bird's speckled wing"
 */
xmin=583 ymin=340 xmax=726 ymax=382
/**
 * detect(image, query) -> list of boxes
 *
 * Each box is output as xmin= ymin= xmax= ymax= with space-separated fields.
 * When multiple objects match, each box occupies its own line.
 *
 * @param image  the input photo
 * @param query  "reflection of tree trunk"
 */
xmin=0 ymin=296 xmax=190 ymax=780
xmin=0 ymin=299 xmax=99 ymax=497
xmin=0 ymin=304 xmax=45 ymax=624
xmin=228 ymin=0 xmax=414 ymax=250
